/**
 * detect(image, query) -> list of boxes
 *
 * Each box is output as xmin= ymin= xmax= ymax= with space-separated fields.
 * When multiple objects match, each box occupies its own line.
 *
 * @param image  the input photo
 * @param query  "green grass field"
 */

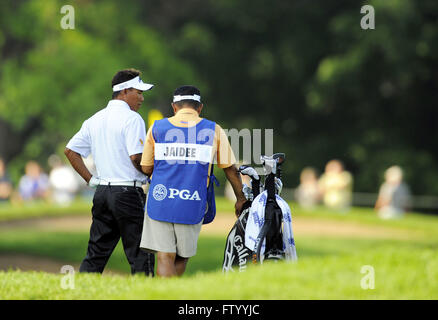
xmin=0 ymin=199 xmax=91 ymax=222
xmin=0 ymin=198 xmax=437 ymax=299
xmin=1 ymin=243 xmax=437 ymax=299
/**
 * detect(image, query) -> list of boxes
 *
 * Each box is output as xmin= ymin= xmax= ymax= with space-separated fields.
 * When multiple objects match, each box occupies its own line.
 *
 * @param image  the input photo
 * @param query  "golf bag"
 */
xmin=245 ymin=191 xmax=297 ymax=262
xmin=222 ymin=153 xmax=297 ymax=273
xmin=222 ymin=201 xmax=252 ymax=273
xmin=222 ymin=192 xmax=297 ymax=273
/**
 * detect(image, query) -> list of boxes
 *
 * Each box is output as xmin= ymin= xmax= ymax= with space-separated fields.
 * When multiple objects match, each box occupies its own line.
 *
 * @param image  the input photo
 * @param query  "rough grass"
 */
xmin=1 ymin=230 xmax=437 ymax=299
xmin=1 ymin=245 xmax=437 ymax=299
xmin=0 ymin=198 xmax=437 ymax=299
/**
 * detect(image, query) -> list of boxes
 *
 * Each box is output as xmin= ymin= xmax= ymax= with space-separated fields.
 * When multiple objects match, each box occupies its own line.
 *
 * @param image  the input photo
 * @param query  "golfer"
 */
xmin=64 ymin=68 xmax=155 ymax=275
xmin=140 ymin=85 xmax=246 ymax=277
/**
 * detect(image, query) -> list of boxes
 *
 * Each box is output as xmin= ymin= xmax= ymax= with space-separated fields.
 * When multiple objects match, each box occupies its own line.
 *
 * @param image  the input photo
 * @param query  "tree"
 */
xmin=139 ymin=0 xmax=438 ymax=195
xmin=0 ymin=0 xmax=197 ymax=182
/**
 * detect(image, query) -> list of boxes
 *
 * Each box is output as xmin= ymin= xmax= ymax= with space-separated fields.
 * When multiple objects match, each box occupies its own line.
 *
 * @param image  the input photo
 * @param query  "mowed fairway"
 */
xmin=0 ymin=198 xmax=437 ymax=299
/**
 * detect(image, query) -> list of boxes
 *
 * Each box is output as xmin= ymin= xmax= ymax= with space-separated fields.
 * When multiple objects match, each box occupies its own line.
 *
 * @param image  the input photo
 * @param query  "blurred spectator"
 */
xmin=0 ymin=157 xmax=13 ymax=203
xmin=18 ymin=160 xmax=50 ymax=202
xmin=295 ymin=167 xmax=321 ymax=209
xmin=318 ymin=159 xmax=353 ymax=211
xmin=375 ymin=165 xmax=412 ymax=219
xmin=48 ymin=154 xmax=81 ymax=206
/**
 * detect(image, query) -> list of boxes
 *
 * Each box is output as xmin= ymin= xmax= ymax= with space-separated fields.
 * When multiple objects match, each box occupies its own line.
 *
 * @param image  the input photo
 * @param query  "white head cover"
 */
xmin=173 ymin=94 xmax=201 ymax=103
xmin=112 ymin=76 xmax=154 ymax=92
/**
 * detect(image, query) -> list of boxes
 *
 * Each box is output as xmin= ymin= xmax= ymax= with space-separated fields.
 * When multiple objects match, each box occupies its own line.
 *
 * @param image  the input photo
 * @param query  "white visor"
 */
xmin=112 ymin=76 xmax=154 ymax=92
xmin=173 ymin=94 xmax=201 ymax=103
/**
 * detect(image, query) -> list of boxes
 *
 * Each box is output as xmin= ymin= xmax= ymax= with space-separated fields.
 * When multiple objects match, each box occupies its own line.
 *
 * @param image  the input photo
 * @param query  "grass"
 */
xmin=0 ymin=198 xmax=437 ymax=299
xmin=0 ymin=230 xmax=229 ymax=275
xmin=293 ymin=204 xmax=438 ymax=236
xmin=1 ymin=244 xmax=437 ymax=299
xmin=0 ymin=199 xmax=92 ymax=222
xmin=2 ymin=196 xmax=437 ymax=235
xmin=0 ymin=229 xmax=437 ymax=299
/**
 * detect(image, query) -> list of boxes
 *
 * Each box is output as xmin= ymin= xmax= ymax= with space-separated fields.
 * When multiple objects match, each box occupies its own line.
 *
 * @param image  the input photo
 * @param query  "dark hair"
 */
xmin=111 ymin=68 xmax=141 ymax=99
xmin=173 ymin=85 xmax=202 ymax=109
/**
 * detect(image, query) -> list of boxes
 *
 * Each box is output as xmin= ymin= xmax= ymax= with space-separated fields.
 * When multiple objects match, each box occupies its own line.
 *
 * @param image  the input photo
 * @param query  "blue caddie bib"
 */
xmin=147 ymin=118 xmax=217 ymax=224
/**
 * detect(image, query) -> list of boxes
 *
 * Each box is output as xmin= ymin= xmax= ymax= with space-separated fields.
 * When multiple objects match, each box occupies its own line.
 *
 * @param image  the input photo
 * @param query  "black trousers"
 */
xmin=80 ymin=185 xmax=154 ymax=276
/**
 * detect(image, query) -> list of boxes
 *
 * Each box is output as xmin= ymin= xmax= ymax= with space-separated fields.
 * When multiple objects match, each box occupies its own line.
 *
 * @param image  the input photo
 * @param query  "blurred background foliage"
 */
xmin=0 ymin=0 xmax=437 ymax=196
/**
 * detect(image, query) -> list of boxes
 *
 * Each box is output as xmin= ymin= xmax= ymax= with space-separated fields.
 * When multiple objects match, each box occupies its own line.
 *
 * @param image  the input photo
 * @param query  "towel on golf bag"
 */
xmin=222 ymin=201 xmax=252 ymax=273
xmin=245 ymin=191 xmax=298 ymax=261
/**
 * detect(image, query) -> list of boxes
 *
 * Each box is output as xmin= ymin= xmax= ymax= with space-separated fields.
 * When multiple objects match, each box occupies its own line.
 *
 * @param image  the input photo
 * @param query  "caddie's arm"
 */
xmin=141 ymin=165 xmax=154 ymax=177
xmin=140 ymin=123 xmax=155 ymax=177
xmin=223 ymin=164 xmax=246 ymax=217
xmin=64 ymin=148 xmax=92 ymax=184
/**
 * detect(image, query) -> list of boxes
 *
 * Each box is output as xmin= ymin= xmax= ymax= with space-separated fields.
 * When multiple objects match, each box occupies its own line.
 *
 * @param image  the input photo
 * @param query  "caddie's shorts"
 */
xmin=140 ymin=209 xmax=203 ymax=258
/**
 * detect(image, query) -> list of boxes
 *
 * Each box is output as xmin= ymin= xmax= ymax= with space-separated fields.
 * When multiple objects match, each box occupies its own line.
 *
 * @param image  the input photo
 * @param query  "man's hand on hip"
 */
xmin=88 ymin=176 xmax=101 ymax=188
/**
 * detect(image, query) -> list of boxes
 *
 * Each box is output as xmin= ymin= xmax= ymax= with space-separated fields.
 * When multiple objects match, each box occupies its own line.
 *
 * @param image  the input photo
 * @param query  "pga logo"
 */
xmin=152 ymin=184 xmax=201 ymax=201
xmin=152 ymin=184 xmax=167 ymax=201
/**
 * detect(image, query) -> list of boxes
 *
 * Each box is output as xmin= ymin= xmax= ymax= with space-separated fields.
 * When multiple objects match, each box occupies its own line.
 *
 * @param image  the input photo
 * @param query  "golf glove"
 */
xmin=242 ymin=183 xmax=253 ymax=201
xmin=275 ymin=177 xmax=283 ymax=195
xmin=88 ymin=175 xmax=101 ymax=188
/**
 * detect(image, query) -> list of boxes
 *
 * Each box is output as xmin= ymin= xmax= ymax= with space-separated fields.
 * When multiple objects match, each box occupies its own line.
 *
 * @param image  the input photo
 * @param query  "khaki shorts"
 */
xmin=140 ymin=210 xmax=203 ymax=258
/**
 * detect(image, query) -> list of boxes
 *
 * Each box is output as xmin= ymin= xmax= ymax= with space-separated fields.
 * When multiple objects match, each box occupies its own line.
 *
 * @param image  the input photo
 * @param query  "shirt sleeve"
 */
xmin=66 ymin=120 xmax=92 ymax=158
xmin=140 ymin=123 xmax=155 ymax=166
xmin=215 ymin=124 xmax=236 ymax=169
xmin=125 ymin=114 xmax=147 ymax=156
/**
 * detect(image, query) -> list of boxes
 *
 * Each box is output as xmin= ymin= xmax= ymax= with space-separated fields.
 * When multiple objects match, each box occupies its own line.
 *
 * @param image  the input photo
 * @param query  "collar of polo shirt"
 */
xmin=107 ymin=99 xmax=131 ymax=109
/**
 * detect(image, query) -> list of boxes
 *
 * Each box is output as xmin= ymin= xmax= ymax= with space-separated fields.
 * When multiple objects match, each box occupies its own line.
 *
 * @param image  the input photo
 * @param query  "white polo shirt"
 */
xmin=66 ymin=99 xmax=148 ymax=183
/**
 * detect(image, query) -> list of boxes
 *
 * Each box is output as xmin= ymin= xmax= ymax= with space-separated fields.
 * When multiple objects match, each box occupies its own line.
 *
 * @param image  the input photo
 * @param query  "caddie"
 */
xmin=64 ymin=68 xmax=155 ymax=275
xmin=140 ymin=85 xmax=246 ymax=277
